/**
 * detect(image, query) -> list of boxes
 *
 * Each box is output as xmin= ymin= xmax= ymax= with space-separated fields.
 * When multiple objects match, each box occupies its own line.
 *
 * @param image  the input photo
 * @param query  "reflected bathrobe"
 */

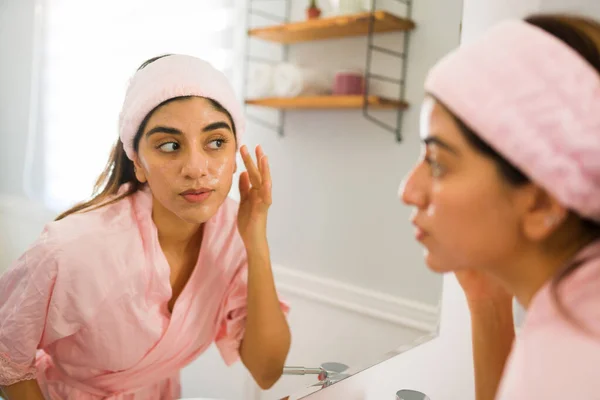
xmin=0 ymin=186 xmax=288 ymax=399
xmin=496 ymin=240 xmax=600 ymax=399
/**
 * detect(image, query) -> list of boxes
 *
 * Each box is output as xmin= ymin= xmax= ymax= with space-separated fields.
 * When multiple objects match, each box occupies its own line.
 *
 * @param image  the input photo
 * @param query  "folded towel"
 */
xmin=272 ymin=63 xmax=332 ymax=97
xmin=247 ymin=63 xmax=274 ymax=98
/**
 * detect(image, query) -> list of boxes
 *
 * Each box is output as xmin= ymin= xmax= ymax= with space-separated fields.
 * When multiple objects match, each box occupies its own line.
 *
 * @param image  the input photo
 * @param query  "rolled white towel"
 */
xmin=272 ymin=63 xmax=332 ymax=97
xmin=247 ymin=63 xmax=275 ymax=98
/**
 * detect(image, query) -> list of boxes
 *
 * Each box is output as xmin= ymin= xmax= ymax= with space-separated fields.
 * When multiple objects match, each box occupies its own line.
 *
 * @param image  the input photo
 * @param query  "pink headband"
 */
xmin=425 ymin=20 xmax=600 ymax=222
xmin=118 ymin=54 xmax=245 ymax=161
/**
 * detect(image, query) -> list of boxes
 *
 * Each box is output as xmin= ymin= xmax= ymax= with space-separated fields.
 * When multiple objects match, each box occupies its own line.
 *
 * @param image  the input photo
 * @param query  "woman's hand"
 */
xmin=236 ymin=145 xmax=290 ymax=389
xmin=455 ymin=269 xmax=513 ymax=306
xmin=455 ymin=269 xmax=515 ymax=400
xmin=237 ymin=145 xmax=272 ymax=248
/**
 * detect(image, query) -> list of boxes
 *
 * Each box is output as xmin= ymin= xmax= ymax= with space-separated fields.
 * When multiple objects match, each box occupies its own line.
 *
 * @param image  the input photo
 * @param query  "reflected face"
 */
xmin=133 ymin=97 xmax=237 ymax=224
xmin=399 ymin=97 xmax=523 ymax=273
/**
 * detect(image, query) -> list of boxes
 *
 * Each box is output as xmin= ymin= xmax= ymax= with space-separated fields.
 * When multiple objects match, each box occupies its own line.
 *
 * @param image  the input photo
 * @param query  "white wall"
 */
xmin=0 ymin=0 xmax=38 ymax=198
xmin=299 ymin=1 xmax=600 ymax=399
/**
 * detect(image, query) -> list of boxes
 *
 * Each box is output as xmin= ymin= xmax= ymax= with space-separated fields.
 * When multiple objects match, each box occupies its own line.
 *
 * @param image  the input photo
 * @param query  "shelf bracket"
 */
xmin=363 ymin=0 xmax=413 ymax=142
xmin=244 ymin=0 xmax=291 ymax=136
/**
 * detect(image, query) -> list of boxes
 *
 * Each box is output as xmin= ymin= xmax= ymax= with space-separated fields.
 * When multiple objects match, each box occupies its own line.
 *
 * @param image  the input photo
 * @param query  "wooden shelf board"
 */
xmin=245 ymin=95 xmax=408 ymax=110
xmin=248 ymin=11 xmax=415 ymax=44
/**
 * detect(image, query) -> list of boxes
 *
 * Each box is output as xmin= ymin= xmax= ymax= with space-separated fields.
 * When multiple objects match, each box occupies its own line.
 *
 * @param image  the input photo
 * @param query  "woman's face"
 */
xmin=133 ymin=96 xmax=237 ymax=225
xmin=400 ymin=98 xmax=529 ymax=273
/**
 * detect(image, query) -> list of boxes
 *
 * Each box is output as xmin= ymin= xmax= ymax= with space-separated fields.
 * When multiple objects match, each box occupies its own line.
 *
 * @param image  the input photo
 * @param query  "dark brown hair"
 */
xmin=55 ymin=54 xmax=236 ymax=221
xmin=453 ymin=14 xmax=600 ymax=327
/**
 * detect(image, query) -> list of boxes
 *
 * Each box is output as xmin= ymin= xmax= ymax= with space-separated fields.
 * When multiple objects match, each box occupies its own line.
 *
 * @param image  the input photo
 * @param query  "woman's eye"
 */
xmin=208 ymin=139 xmax=225 ymax=150
xmin=158 ymin=142 xmax=180 ymax=153
xmin=425 ymin=157 xmax=445 ymax=178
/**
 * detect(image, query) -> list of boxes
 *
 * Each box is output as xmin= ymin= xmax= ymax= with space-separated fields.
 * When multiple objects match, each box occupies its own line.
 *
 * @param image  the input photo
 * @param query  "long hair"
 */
xmin=55 ymin=54 xmax=236 ymax=221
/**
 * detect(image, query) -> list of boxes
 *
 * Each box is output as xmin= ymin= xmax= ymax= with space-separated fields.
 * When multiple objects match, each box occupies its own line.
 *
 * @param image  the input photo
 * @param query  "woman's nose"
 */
xmin=181 ymin=149 xmax=209 ymax=179
xmin=399 ymin=164 xmax=428 ymax=208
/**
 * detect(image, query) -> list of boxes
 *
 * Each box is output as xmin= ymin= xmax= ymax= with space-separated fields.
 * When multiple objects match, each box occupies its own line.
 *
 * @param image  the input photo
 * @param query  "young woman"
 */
xmin=0 ymin=54 xmax=290 ymax=399
xmin=401 ymin=14 xmax=600 ymax=400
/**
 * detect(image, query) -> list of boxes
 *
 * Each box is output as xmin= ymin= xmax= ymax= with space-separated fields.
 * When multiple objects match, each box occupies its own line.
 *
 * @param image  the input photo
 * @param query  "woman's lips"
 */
xmin=411 ymin=219 xmax=429 ymax=242
xmin=414 ymin=226 xmax=429 ymax=241
xmin=180 ymin=188 xmax=213 ymax=203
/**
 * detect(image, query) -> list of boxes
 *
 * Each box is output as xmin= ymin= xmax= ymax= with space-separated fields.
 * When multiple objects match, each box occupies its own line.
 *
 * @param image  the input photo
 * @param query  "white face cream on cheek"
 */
xmin=206 ymin=157 xmax=234 ymax=186
xmin=426 ymin=204 xmax=436 ymax=217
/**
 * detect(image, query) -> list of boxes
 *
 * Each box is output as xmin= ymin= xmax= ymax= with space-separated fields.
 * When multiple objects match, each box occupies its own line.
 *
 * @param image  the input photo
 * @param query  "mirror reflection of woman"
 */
xmin=402 ymin=14 xmax=600 ymax=400
xmin=0 ymin=55 xmax=291 ymax=400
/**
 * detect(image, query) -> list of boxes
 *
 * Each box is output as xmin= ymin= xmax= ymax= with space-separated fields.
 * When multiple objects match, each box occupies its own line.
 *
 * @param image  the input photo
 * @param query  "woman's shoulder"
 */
xmin=525 ymin=246 xmax=600 ymax=334
xmin=40 ymin=194 xmax=143 ymax=268
xmin=51 ymin=194 xmax=137 ymax=240
xmin=501 ymin=253 xmax=600 ymax=398
xmin=498 ymin=316 xmax=600 ymax=400
xmin=15 ymin=195 xmax=146 ymax=302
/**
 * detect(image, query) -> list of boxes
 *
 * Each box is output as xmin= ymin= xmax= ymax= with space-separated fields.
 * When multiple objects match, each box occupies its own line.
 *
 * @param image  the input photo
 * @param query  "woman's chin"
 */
xmin=177 ymin=209 xmax=213 ymax=225
xmin=424 ymin=250 xmax=455 ymax=274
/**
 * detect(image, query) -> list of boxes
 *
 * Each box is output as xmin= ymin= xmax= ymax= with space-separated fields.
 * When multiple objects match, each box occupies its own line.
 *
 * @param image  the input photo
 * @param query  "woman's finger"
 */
xmin=240 ymin=145 xmax=261 ymax=187
xmin=256 ymin=145 xmax=266 ymax=174
xmin=261 ymin=156 xmax=273 ymax=205
xmin=238 ymin=171 xmax=250 ymax=202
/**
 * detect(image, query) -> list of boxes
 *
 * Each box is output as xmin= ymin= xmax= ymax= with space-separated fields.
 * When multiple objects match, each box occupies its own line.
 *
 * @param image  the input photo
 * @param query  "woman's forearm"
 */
xmin=240 ymin=238 xmax=291 ymax=390
xmin=468 ymin=298 xmax=515 ymax=400
xmin=1 ymin=379 xmax=45 ymax=400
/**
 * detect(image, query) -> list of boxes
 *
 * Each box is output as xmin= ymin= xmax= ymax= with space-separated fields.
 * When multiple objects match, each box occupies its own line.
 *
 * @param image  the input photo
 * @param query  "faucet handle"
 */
xmin=283 ymin=366 xmax=328 ymax=381
xmin=396 ymin=389 xmax=431 ymax=400
xmin=282 ymin=366 xmax=324 ymax=375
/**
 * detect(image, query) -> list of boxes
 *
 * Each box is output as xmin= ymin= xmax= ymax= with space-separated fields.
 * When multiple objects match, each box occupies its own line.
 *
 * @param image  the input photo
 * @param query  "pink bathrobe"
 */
xmin=0 ymin=185 xmax=288 ymax=399
xmin=496 ymin=240 xmax=600 ymax=399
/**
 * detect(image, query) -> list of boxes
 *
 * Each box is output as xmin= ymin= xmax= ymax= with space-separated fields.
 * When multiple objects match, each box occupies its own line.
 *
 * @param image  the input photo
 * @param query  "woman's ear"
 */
xmin=133 ymin=157 xmax=147 ymax=183
xmin=521 ymin=185 xmax=568 ymax=241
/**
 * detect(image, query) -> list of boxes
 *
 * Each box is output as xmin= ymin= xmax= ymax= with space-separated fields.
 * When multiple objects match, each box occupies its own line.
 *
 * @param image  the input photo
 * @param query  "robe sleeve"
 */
xmin=214 ymin=258 xmax=290 ymax=366
xmin=0 ymin=229 xmax=84 ymax=386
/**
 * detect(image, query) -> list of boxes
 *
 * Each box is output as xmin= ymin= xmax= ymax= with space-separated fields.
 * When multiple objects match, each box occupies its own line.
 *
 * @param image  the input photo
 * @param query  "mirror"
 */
xmin=0 ymin=0 xmax=462 ymax=399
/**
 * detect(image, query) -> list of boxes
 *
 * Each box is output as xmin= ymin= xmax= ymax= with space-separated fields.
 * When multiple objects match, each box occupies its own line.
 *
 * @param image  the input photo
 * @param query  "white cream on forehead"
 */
xmin=420 ymin=96 xmax=436 ymax=141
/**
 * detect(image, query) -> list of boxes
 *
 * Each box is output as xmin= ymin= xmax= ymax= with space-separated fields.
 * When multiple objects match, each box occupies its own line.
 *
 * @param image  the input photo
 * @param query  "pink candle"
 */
xmin=333 ymin=70 xmax=365 ymax=95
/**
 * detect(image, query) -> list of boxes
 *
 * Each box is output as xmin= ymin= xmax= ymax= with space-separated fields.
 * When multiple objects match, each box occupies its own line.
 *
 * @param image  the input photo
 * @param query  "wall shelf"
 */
xmin=244 ymin=0 xmax=413 ymax=141
xmin=248 ymin=11 xmax=415 ymax=44
xmin=246 ymin=95 xmax=408 ymax=110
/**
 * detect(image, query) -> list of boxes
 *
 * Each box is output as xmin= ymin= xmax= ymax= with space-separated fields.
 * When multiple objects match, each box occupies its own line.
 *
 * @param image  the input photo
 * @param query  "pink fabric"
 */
xmin=0 ymin=186 xmax=288 ymax=399
xmin=424 ymin=20 xmax=600 ymax=222
xmin=118 ymin=54 xmax=246 ymax=161
xmin=496 ymin=240 xmax=600 ymax=399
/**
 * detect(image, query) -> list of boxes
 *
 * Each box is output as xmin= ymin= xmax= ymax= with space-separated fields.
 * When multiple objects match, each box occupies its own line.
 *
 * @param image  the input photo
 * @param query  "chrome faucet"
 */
xmin=282 ymin=366 xmax=329 ymax=381
xmin=283 ymin=362 xmax=350 ymax=388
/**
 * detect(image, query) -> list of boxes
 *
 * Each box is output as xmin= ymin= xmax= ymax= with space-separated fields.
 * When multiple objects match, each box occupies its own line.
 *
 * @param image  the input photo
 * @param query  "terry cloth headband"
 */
xmin=425 ymin=20 xmax=600 ymax=222
xmin=118 ymin=54 xmax=245 ymax=161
